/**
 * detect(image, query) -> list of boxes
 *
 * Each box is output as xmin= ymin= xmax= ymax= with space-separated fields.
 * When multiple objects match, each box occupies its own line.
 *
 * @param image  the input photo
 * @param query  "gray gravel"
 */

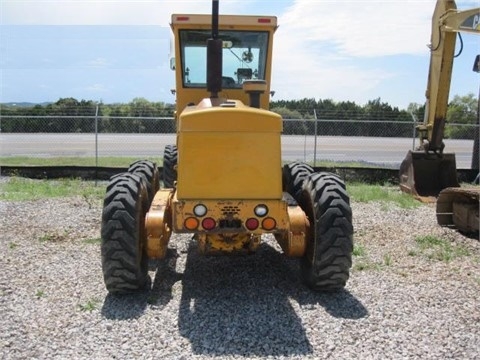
xmin=1 ymin=181 xmax=479 ymax=359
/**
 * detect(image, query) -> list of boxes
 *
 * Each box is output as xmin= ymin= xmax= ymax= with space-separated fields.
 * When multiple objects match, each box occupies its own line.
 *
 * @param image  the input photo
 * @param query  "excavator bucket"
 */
xmin=399 ymin=150 xmax=460 ymax=198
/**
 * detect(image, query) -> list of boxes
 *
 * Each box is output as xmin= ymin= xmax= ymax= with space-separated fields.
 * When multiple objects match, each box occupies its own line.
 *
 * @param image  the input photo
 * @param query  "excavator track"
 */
xmin=436 ymin=187 xmax=480 ymax=236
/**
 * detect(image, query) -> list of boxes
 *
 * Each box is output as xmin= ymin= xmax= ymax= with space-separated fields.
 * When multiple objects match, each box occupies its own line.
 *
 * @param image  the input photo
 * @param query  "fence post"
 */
xmin=313 ymin=109 xmax=318 ymax=167
xmin=95 ymin=104 xmax=99 ymax=183
xmin=409 ymin=111 xmax=417 ymax=150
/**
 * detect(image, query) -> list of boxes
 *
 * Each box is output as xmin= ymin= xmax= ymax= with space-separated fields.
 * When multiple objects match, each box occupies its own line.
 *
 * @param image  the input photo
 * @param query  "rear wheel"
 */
xmin=283 ymin=161 xmax=314 ymax=199
xmin=128 ymin=160 xmax=160 ymax=206
xmin=163 ymin=144 xmax=178 ymax=188
xmin=298 ymin=172 xmax=353 ymax=291
xmin=101 ymin=173 xmax=151 ymax=294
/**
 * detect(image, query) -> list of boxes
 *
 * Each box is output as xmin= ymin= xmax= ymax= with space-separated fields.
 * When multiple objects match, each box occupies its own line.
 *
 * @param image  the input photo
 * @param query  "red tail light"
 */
xmin=245 ymin=218 xmax=259 ymax=231
xmin=202 ymin=218 xmax=216 ymax=230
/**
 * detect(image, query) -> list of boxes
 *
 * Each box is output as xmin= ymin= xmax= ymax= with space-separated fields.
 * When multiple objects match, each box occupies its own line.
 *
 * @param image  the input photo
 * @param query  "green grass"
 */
xmin=35 ymin=290 xmax=45 ymax=299
xmin=347 ymin=182 xmax=421 ymax=209
xmin=353 ymin=260 xmax=382 ymax=272
xmin=383 ymin=254 xmax=393 ymax=266
xmin=0 ymin=156 xmax=163 ymax=167
xmin=38 ymin=231 xmax=71 ymax=243
xmin=0 ymin=177 xmax=105 ymax=201
xmin=352 ymin=243 xmax=366 ymax=257
xmin=83 ymin=237 xmax=102 ymax=245
xmin=415 ymin=235 xmax=471 ymax=262
xmin=78 ymin=298 xmax=99 ymax=312
xmin=0 ymin=174 xmax=418 ymax=213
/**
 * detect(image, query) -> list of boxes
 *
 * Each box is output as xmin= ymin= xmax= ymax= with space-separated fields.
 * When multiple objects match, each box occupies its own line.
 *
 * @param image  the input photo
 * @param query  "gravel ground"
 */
xmin=1 ymin=180 xmax=479 ymax=359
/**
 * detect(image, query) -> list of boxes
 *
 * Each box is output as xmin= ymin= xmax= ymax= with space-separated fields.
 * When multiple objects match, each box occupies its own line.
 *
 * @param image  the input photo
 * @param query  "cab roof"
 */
xmin=171 ymin=14 xmax=277 ymax=29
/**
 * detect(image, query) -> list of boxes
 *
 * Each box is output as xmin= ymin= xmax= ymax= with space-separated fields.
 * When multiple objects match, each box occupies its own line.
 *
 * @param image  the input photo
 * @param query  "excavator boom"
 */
xmin=400 ymin=0 xmax=480 ymax=198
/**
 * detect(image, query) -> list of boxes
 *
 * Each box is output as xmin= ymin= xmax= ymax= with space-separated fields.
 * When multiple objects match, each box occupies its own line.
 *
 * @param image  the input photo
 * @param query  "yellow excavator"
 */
xmin=399 ymin=0 xmax=480 ymax=235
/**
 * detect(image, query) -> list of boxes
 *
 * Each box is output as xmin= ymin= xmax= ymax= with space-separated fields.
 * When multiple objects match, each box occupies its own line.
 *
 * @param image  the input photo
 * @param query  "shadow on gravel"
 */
xmin=101 ymin=249 xmax=182 ymax=320
xmin=101 ymin=292 xmax=149 ymax=320
xmin=177 ymin=242 xmax=367 ymax=357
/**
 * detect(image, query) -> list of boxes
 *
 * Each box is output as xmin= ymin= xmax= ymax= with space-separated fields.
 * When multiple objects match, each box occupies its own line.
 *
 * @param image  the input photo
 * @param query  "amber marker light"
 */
xmin=184 ymin=217 xmax=199 ymax=230
xmin=262 ymin=217 xmax=276 ymax=230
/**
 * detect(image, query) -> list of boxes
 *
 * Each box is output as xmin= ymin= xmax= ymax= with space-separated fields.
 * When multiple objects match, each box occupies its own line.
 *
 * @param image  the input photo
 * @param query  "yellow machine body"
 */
xmin=147 ymin=11 xmax=309 ymax=257
xmin=171 ymin=95 xmax=304 ymax=256
xmin=176 ymin=99 xmax=282 ymax=199
xmin=101 ymin=2 xmax=354 ymax=294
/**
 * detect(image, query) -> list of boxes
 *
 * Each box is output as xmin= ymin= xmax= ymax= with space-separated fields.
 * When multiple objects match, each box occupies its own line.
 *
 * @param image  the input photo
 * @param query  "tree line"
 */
xmin=0 ymin=94 xmax=477 ymax=139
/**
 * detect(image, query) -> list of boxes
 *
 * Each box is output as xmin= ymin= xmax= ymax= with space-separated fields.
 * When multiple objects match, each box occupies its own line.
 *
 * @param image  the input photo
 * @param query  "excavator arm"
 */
xmin=400 ymin=0 xmax=480 ymax=198
xmin=419 ymin=1 xmax=480 ymax=152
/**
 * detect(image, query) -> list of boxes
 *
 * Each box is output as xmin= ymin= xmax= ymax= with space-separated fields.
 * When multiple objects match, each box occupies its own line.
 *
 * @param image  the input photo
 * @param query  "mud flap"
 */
xmin=399 ymin=150 xmax=459 ymax=198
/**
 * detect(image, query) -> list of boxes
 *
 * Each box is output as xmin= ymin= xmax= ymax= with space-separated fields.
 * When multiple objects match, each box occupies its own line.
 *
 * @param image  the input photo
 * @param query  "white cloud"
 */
xmin=85 ymin=83 xmax=108 ymax=92
xmin=279 ymin=0 xmax=437 ymax=57
xmin=2 ymin=0 xmax=477 ymax=106
xmin=270 ymin=0 xmax=480 ymax=104
xmin=271 ymin=29 xmax=395 ymax=103
xmin=87 ymin=57 xmax=110 ymax=68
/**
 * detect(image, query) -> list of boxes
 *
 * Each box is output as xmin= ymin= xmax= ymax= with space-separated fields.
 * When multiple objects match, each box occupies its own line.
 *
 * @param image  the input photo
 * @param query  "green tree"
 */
xmin=271 ymin=106 xmax=307 ymax=135
xmin=446 ymin=93 xmax=477 ymax=139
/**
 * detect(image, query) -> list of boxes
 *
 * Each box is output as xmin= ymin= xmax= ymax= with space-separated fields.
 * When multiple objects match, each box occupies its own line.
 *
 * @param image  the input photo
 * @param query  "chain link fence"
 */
xmin=0 ymin=115 xmax=477 ymax=169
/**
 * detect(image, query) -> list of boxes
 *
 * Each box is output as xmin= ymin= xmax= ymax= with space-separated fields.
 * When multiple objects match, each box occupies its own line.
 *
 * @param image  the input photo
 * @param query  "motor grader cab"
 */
xmin=100 ymin=0 xmax=354 ymax=294
xmin=399 ymin=0 xmax=479 ymax=234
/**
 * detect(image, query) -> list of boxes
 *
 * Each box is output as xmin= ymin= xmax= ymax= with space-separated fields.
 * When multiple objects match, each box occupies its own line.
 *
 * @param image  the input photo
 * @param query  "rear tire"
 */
xmin=163 ymin=144 xmax=178 ymax=188
xmin=283 ymin=161 xmax=314 ymax=199
xmin=101 ymin=173 xmax=151 ymax=294
xmin=128 ymin=160 xmax=160 ymax=206
xmin=298 ymin=172 xmax=353 ymax=291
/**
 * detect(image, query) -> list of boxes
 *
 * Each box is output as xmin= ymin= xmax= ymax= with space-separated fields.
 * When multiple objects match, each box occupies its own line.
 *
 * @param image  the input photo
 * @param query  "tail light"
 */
xmin=202 ymin=217 xmax=216 ymax=230
xmin=245 ymin=218 xmax=259 ymax=231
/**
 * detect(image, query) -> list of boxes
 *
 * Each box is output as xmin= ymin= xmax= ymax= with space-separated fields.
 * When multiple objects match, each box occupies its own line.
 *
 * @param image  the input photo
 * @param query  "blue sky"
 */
xmin=1 ymin=0 xmax=479 ymax=109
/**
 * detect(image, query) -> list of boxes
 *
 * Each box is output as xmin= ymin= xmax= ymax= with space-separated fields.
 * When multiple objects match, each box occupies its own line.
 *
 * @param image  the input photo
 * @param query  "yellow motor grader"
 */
xmin=399 ymin=0 xmax=480 ymax=235
xmin=100 ymin=0 xmax=353 ymax=294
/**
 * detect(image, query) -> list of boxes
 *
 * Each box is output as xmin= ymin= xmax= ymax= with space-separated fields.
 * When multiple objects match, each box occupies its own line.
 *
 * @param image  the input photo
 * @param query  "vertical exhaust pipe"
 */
xmin=207 ymin=0 xmax=222 ymax=98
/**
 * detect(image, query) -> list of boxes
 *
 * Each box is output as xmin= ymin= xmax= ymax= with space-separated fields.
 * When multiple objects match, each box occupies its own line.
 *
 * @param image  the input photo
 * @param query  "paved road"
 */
xmin=0 ymin=133 xmax=475 ymax=168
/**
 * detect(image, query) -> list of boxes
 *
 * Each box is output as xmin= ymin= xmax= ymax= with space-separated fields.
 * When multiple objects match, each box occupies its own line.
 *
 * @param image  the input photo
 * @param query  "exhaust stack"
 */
xmin=207 ymin=0 xmax=222 ymax=98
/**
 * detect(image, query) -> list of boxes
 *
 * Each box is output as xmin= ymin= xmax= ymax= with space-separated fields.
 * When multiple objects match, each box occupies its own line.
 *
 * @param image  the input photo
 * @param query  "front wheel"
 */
xmin=298 ymin=172 xmax=353 ymax=291
xmin=101 ymin=173 xmax=151 ymax=294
